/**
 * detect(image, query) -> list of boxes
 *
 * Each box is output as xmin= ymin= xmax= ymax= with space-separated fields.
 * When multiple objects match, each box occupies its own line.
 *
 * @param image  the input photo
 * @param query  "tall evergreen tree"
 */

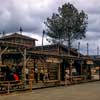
xmin=44 ymin=3 xmax=88 ymax=47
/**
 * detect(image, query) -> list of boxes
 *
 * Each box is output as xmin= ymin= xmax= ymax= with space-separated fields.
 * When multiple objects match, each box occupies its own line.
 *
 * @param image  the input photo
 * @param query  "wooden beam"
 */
xmin=0 ymin=47 xmax=8 ymax=65
xmin=0 ymin=47 xmax=1 ymax=65
xmin=18 ymin=48 xmax=24 ymax=56
xmin=69 ymin=59 xmax=73 ymax=83
xmin=99 ymin=66 xmax=100 ymax=80
xmin=22 ymin=48 xmax=27 ymax=81
xmin=58 ymin=63 xmax=61 ymax=81
xmin=26 ymin=56 xmax=31 ymax=63
xmin=0 ymin=47 xmax=8 ymax=55
xmin=80 ymin=61 xmax=83 ymax=75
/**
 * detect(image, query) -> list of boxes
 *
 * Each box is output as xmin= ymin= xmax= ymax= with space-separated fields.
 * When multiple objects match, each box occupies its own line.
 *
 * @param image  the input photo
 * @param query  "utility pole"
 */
xmin=2 ymin=31 xmax=6 ymax=37
xmin=19 ymin=27 xmax=23 ymax=43
xmin=78 ymin=42 xmax=80 ymax=58
xmin=42 ymin=30 xmax=45 ymax=50
xmin=97 ymin=46 xmax=99 ymax=55
xmin=19 ymin=26 xmax=23 ymax=35
xmin=87 ymin=43 xmax=89 ymax=55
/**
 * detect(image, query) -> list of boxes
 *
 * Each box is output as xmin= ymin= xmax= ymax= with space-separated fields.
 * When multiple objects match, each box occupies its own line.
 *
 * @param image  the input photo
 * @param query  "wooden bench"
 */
xmin=71 ymin=75 xmax=85 ymax=83
xmin=44 ymin=80 xmax=60 ymax=86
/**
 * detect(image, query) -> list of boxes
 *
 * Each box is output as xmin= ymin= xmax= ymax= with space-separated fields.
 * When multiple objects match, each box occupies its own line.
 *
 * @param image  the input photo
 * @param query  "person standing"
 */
xmin=44 ymin=67 xmax=49 ymax=82
xmin=34 ymin=68 xmax=38 ymax=83
xmin=25 ymin=66 xmax=29 ymax=82
xmin=13 ymin=73 xmax=19 ymax=81
xmin=40 ymin=67 xmax=44 ymax=83
xmin=29 ymin=68 xmax=34 ymax=82
xmin=65 ymin=67 xmax=70 ymax=86
xmin=16 ymin=65 xmax=22 ymax=80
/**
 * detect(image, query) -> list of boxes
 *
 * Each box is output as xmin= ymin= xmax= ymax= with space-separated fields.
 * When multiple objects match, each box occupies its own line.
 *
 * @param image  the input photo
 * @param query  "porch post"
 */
xmin=99 ymin=65 xmax=100 ymax=80
xmin=69 ymin=59 xmax=73 ymax=83
xmin=58 ymin=62 xmax=61 ymax=81
xmin=0 ymin=47 xmax=8 ymax=65
xmin=23 ymin=48 xmax=27 ymax=81
xmin=0 ymin=47 xmax=1 ymax=65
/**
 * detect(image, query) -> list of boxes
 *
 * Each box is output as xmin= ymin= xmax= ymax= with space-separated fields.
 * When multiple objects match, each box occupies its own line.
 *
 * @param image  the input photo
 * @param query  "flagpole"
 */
xmin=42 ymin=30 xmax=45 ymax=50
xmin=20 ymin=27 xmax=23 ymax=35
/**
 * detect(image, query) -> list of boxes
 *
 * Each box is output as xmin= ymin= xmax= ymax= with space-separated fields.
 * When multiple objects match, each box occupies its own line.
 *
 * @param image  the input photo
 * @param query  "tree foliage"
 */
xmin=44 ymin=2 xmax=88 ymax=47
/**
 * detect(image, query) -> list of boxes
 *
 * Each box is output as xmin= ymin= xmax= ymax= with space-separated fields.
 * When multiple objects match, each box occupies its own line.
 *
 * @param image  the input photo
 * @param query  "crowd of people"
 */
xmin=0 ymin=64 xmax=22 ymax=81
xmin=0 ymin=64 xmax=50 ymax=83
xmin=23 ymin=66 xmax=49 ymax=84
xmin=0 ymin=64 xmax=93 ymax=86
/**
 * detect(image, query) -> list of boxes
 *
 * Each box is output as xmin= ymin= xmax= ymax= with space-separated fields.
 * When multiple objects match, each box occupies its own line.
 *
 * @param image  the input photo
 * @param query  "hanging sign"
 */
xmin=46 ymin=58 xmax=62 ymax=63
xmin=86 ymin=60 xmax=93 ymax=64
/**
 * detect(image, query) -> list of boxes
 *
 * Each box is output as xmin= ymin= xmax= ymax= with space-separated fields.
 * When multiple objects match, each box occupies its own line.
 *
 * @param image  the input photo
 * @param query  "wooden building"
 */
xmin=0 ymin=33 xmax=37 ymax=81
xmin=0 ymin=33 xmax=37 ymax=65
xmin=28 ymin=44 xmax=84 ymax=81
xmin=0 ymin=33 xmax=94 ymax=82
xmin=0 ymin=33 xmax=37 ymax=47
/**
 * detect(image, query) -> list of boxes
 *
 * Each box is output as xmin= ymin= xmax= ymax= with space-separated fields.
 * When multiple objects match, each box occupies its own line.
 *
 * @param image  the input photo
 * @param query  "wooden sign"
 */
xmin=87 ymin=60 xmax=93 ymax=64
xmin=46 ymin=58 xmax=62 ymax=63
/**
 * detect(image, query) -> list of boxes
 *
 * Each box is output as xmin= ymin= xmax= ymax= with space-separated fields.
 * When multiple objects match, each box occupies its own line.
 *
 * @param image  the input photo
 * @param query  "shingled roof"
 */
xmin=31 ymin=44 xmax=83 ymax=56
xmin=0 ymin=33 xmax=38 ymax=41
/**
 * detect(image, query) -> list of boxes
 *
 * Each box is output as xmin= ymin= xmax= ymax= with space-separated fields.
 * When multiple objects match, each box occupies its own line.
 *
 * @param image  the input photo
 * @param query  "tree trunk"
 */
xmin=68 ymin=36 xmax=71 ymax=55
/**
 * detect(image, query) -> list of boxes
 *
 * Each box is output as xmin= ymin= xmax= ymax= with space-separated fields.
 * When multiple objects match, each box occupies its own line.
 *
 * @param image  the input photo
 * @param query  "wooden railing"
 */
xmin=0 ymin=80 xmax=23 ymax=94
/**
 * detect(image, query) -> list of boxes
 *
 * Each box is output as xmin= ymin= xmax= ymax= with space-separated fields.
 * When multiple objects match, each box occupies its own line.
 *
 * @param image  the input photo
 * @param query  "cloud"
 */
xmin=22 ymin=32 xmax=50 ymax=46
xmin=0 ymin=0 xmax=54 ymax=33
xmin=0 ymin=0 xmax=100 ymax=55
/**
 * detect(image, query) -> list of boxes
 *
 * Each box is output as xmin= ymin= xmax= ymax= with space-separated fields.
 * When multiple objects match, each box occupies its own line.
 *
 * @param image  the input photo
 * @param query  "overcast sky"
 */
xmin=0 ymin=0 xmax=100 ymax=55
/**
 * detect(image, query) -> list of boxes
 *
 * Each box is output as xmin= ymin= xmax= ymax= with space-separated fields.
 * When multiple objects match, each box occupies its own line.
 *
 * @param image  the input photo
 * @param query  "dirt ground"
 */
xmin=0 ymin=81 xmax=100 ymax=100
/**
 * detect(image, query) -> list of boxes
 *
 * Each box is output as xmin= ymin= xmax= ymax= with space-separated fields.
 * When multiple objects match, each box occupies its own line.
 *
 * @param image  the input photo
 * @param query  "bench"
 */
xmin=44 ymin=80 xmax=60 ymax=86
xmin=71 ymin=75 xmax=85 ymax=83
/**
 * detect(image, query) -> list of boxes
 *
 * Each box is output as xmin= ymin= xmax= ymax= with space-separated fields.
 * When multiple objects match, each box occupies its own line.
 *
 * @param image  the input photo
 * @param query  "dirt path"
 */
xmin=0 ymin=82 xmax=100 ymax=100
